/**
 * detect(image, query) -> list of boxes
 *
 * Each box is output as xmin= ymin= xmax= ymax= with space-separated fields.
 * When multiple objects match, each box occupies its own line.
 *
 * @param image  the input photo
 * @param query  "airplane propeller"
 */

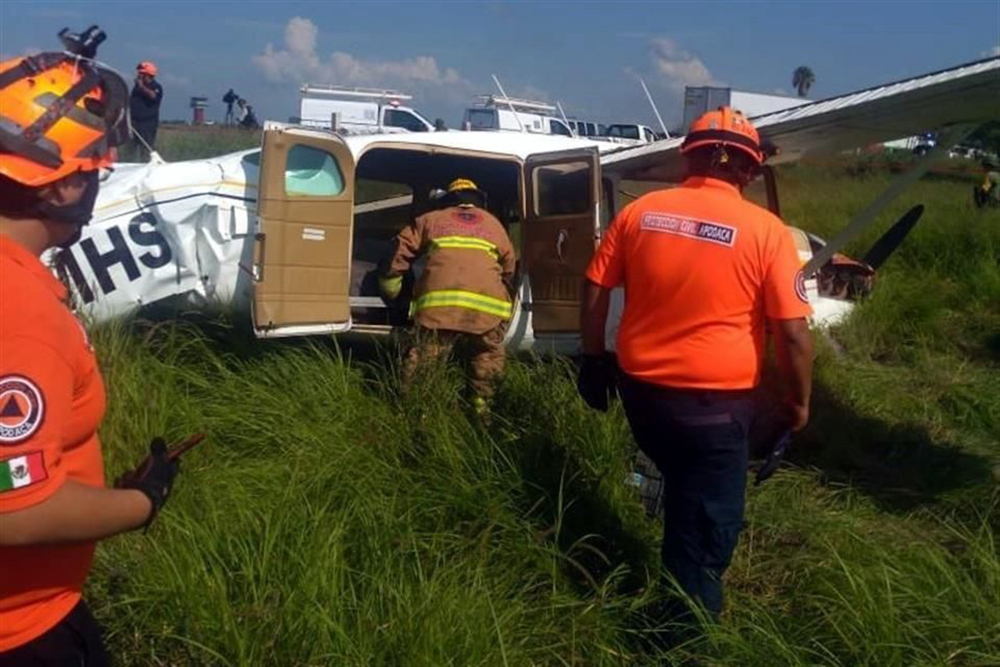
xmin=861 ymin=204 xmax=925 ymax=270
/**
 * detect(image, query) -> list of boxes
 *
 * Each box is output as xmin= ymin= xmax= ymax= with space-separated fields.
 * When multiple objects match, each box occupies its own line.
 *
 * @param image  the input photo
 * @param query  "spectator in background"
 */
xmin=223 ymin=88 xmax=238 ymax=125
xmin=240 ymin=102 xmax=259 ymax=129
xmin=129 ymin=61 xmax=163 ymax=161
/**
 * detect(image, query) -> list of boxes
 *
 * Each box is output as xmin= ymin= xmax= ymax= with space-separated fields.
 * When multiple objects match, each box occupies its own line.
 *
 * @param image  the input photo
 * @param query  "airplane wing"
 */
xmin=602 ymin=57 xmax=1000 ymax=182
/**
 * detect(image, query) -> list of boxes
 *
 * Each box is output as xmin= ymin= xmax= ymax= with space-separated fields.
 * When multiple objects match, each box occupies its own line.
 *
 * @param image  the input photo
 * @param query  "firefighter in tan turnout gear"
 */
xmin=380 ymin=178 xmax=516 ymax=412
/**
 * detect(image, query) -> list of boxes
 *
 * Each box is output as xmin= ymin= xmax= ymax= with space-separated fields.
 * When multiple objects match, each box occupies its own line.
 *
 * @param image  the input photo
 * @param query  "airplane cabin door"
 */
xmin=523 ymin=148 xmax=600 ymax=333
xmin=253 ymin=123 xmax=355 ymax=337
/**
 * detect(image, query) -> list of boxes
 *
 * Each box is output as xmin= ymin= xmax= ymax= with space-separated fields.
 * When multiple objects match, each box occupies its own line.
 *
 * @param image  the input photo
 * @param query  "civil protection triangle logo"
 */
xmin=0 ymin=376 xmax=45 ymax=445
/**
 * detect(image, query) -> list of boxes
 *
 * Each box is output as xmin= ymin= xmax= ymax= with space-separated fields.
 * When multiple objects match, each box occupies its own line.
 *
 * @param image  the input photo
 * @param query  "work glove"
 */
xmin=378 ymin=274 xmax=403 ymax=301
xmin=115 ymin=437 xmax=180 ymax=528
xmin=754 ymin=429 xmax=791 ymax=486
xmin=576 ymin=353 xmax=618 ymax=412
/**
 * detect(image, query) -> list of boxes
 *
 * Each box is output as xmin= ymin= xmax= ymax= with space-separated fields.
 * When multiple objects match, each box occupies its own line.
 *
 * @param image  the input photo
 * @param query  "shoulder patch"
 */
xmin=451 ymin=209 xmax=482 ymax=224
xmin=0 ymin=451 xmax=48 ymax=493
xmin=0 ymin=376 xmax=45 ymax=445
xmin=794 ymin=269 xmax=809 ymax=303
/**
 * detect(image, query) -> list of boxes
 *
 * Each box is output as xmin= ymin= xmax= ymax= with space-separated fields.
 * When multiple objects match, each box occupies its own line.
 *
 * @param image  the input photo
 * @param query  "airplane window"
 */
xmin=533 ymin=161 xmax=591 ymax=216
xmin=385 ymin=109 xmax=428 ymax=132
xmin=285 ymin=144 xmax=345 ymax=196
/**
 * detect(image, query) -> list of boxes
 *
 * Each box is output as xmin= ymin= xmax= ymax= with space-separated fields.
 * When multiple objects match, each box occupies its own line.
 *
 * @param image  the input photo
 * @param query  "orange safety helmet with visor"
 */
xmin=680 ymin=105 xmax=766 ymax=166
xmin=0 ymin=49 xmax=130 ymax=188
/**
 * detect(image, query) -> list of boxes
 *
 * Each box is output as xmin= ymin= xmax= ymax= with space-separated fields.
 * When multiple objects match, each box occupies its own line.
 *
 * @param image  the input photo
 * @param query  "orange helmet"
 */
xmin=0 ymin=52 xmax=129 ymax=187
xmin=681 ymin=106 xmax=765 ymax=165
xmin=137 ymin=61 xmax=157 ymax=76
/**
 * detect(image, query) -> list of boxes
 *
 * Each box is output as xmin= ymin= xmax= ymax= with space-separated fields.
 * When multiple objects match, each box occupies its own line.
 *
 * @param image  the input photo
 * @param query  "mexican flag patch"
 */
xmin=0 ymin=451 xmax=48 ymax=493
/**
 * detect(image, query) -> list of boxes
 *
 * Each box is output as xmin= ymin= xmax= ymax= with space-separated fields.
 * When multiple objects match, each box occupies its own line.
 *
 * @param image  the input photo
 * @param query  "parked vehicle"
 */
xmin=462 ymin=95 xmax=574 ymax=136
xmin=299 ymin=84 xmax=436 ymax=134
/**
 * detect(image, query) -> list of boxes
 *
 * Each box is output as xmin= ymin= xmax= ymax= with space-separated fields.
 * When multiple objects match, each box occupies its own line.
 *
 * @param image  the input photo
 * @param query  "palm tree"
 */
xmin=792 ymin=66 xmax=815 ymax=97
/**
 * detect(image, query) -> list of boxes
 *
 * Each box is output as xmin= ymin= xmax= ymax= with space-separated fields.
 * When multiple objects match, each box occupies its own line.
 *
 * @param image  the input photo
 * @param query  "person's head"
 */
xmin=237 ymin=98 xmax=246 ymax=108
xmin=442 ymin=177 xmax=486 ymax=209
xmin=136 ymin=60 xmax=158 ymax=83
xmin=0 ymin=50 xmax=129 ymax=250
xmin=681 ymin=106 xmax=765 ymax=189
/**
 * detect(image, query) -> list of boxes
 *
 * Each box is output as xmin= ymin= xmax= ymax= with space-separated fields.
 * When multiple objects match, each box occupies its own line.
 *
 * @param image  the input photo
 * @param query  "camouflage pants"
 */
xmin=403 ymin=324 xmax=507 ymax=399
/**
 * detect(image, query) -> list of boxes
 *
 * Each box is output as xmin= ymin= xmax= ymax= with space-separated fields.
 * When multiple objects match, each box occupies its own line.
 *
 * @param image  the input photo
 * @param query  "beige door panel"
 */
xmin=253 ymin=126 xmax=355 ymax=337
xmin=524 ymin=149 xmax=600 ymax=333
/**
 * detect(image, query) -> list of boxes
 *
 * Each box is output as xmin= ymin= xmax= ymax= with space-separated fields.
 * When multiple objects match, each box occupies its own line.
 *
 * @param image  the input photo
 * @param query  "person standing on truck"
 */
xmin=578 ymin=107 xmax=814 ymax=624
xmin=0 ymin=41 xmax=182 ymax=665
xmin=379 ymin=178 xmax=516 ymax=414
xmin=129 ymin=61 xmax=163 ymax=161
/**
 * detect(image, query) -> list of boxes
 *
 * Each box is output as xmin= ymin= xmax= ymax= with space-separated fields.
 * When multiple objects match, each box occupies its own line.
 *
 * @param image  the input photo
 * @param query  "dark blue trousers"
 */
xmin=620 ymin=374 xmax=753 ymax=619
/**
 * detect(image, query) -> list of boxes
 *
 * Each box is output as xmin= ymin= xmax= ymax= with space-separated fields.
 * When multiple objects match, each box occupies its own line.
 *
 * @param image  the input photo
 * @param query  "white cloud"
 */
xmin=983 ymin=45 xmax=1000 ymax=58
xmin=649 ymin=38 xmax=721 ymax=90
xmin=254 ymin=17 xmax=468 ymax=91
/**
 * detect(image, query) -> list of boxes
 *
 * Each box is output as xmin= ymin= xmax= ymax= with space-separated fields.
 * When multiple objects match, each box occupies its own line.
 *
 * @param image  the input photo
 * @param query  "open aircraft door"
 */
xmin=523 ymin=148 xmax=600 ymax=333
xmin=252 ymin=124 xmax=355 ymax=337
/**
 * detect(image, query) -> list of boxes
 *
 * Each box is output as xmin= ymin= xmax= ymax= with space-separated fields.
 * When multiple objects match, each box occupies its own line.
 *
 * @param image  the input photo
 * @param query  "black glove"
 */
xmin=754 ymin=429 xmax=791 ymax=486
xmin=115 ymin=437 xmax=180 ymax=528
xmin=577 ymin=354 xmax=618 ymax=412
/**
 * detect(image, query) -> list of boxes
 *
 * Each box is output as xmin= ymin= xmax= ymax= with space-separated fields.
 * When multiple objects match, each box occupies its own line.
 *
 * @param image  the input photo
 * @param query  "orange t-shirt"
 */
xmin=0 ymin=234 xmax=107 ymax=651
xmin=586 ymin=177 xmax=812 ymax=390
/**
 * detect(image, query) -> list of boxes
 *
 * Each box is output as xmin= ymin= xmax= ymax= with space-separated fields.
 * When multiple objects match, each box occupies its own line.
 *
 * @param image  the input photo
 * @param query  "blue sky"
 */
xmin=2 ymin=1 xmax=998 ymax=129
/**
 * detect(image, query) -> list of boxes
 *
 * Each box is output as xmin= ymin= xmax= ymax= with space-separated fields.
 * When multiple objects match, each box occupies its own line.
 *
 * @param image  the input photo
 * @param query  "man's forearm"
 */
xmin=581 ymin=279 xmax=610 ymax=355
xmin=136 ymin=81 xmax=157 ymax=100
xmin=772 ymin=318 xmax=814 ymax=408
xmin=0 ymin=480 xmax=151 ymax=546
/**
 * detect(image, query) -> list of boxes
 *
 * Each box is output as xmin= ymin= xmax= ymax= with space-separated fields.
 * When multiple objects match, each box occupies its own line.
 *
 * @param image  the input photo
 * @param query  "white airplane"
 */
xmin=55 ymin=56 xmax=999 ymax=353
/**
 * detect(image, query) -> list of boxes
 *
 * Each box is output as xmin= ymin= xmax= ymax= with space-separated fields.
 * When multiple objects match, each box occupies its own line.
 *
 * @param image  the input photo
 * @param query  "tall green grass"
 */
xmin=83 ymin=144 xmax=1000 ymax=665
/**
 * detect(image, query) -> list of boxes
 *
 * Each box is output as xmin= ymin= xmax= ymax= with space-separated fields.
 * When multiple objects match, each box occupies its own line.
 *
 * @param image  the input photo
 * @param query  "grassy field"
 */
xmin=87 ymin=128 xmax=1000 ymax=665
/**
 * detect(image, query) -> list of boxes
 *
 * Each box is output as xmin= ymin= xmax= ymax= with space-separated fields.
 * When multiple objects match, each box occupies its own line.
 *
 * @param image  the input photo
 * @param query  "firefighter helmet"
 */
xmin=445 ymin=177 xmax=486 ymax=209
xmin=447 ymin=178 xmax=482 ymax=194
xmin=681 ymin=106 xmax=765 ymax=165
xmin=0 ymin=51 xmax=129 ymax=187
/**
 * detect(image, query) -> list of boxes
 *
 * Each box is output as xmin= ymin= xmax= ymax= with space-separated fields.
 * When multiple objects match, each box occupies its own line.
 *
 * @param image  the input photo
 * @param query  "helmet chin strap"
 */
xmin=30 ymin=170 xmax=101 ymax=246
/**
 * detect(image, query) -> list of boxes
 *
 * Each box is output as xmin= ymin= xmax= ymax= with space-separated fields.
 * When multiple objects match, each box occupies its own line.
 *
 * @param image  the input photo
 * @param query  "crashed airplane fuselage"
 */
xmin=56 ymin=56 xmax=1000 ymax=353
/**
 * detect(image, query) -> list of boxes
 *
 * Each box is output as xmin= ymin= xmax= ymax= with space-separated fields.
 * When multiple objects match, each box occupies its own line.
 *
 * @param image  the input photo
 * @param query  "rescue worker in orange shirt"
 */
xmin=579 ymin=107 xmax=814 ymax=623
xmin=380 ymin=178 xmax=516 ymax=413
xmin=0 ymin=32 xmax=182 ymax=665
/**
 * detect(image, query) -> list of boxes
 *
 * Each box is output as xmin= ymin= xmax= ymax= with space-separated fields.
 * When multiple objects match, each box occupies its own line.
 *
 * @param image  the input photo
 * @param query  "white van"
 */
xmin=299 ymin=85 xmax=436 ymax=134
xmin=568 ymin=119 xmax=608 ymax=138
xmin=604 ymin=123 xmax=660 ymax=145
xmin=463 ymin=95 xmax=574 ymax=136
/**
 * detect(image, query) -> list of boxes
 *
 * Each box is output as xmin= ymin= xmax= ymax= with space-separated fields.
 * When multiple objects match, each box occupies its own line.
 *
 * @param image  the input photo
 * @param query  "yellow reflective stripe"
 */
xmin=413 ymin=290 xmax=512 ymax=318
xmin=429 ymin=236 xmax=499 ymax=259
xmin=379 ymin=274 xmax=403 ymax=299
